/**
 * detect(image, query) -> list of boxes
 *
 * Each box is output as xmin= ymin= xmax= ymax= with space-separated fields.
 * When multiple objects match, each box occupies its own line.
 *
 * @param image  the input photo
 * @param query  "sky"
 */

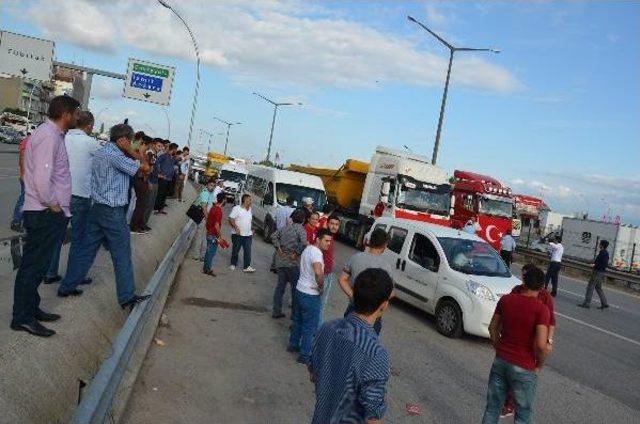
xmin=1 ymin=0 xmax=639 ymax=224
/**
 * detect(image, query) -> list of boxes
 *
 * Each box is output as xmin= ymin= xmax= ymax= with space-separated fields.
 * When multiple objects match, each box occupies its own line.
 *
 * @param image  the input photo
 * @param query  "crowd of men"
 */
xmin=9 ymin=95 xmax=192 ymax=338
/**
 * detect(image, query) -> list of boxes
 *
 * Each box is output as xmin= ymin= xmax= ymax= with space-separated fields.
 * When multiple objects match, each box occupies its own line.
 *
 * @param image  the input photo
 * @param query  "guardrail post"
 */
xmin=630 ymin=243 xmax=636 ymax=273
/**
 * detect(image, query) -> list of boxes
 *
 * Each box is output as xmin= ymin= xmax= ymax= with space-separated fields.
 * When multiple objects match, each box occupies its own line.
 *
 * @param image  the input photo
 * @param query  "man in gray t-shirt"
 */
xmin=338 ymin=228 xmax=390 ymax=335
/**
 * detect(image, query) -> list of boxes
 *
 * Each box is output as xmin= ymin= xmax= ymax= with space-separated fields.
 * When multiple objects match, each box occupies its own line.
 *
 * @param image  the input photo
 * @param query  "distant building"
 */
xmin=52 ymin=64 xmax=92 ymax=108
xmin=0 ymin=75 xmax=54 ymax=125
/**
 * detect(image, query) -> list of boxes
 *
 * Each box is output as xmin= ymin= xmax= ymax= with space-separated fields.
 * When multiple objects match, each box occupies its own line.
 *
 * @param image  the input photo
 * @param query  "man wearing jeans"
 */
xmin=55 ymin=111 xmax=101 ymax=288
xmin=288 ymin=228 xmax=332 ymax=364
xmin=11 ymin=95 xmax=79 ymax=338
xmin=58 ymin=124 xmax=150 ymax=310
xmin=482 ymin=266 xmax=551 ymax=423
xmin=10 ymin=135 xmax=29 ymax=232
xmin=544 ymin=236 xmax=564 ymax=297
xmin=271 ymin=208 xmax=307 ymax=319
xmin=228 ymin=194 xmax=255 ymax=273
xmin=203 ymin=192 xmax=225 ymax=276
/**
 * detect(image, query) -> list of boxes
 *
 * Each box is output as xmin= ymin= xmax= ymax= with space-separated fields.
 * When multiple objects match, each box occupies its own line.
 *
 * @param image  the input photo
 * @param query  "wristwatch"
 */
xmin=547 ymin=338 xmax=554 ymax=345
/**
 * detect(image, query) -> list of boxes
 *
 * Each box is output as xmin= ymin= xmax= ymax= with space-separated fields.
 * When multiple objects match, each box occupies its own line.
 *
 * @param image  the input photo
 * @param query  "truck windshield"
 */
xmin=396 ymin=178 xmax=450 ymax=216
xmin=276 ymin=183 xmax=327 ymax=209
xmin=438 ymin=237 xmax=511 ymax=277
xmin=219 ymin=170 xmax=246 ymax=183
xmin=479 ymin=197 xmax=513 ymax=218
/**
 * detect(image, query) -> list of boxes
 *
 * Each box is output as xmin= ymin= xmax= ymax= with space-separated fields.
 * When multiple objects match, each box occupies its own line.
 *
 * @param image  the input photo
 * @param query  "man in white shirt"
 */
xmin=212 ymin=179 xmax=225 ymax=204
xmin=228 ymin=194 xmax=255 ymax=272
xmin=46 ymin=111 xmax=99 ymax=286
xmin=275 ymin=196 xmax=296 ymax=231
xmin=288 ymin=228 xmax=333 ymax=364
xmin=545 ymin=236 xmax=564 ymax=297
xmin=500 ymin=230 xmax=517 ymax=268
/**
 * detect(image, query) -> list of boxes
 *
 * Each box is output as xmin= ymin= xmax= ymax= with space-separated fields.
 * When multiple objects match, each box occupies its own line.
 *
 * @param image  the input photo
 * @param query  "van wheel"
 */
xmin=263 ymin=221 xmax=275 ymax=243
xmin=435 ymin=299 xmax=464 ymax=338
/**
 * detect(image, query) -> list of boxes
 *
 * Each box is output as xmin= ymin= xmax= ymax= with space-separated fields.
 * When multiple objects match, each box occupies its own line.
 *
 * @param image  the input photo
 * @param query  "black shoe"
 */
xmin=80 ymin=277 xmax=93 ymax=285
xmin=598 ymin=304 xmax=610 ymax=310
xmin=10 ymin=321 xmax=55 ymax=337
xmin=551 ymin=292 xmax=557 ymax=297
xmin=43 ymin=275 xmax=62 ymax=284
xmin=578 ymin=302 xmax=590 ymax=309
xmin=120 ymin=294 xmax=151 ymax=310
xmin=58 ymin=288 xmax=83 ymax=297
xmin=272 ymin=313 xmax=286 ymax=319
xmin=286 ymin=345 xmax=299 ymax=353
xmin=35 ymin=310 xmax=61 ymax=322
xmin=10 ymin=222 xmax=23 ymax=232
xmin=143 ymin=226 xmax=152 ymax=231
xmin=296 ymin=356 xmax=309 ymax=365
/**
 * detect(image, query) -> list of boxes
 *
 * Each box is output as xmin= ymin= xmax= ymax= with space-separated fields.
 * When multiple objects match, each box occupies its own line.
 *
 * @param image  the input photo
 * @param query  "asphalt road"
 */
xmin=123 ymin=220 xmax=640 ymax=423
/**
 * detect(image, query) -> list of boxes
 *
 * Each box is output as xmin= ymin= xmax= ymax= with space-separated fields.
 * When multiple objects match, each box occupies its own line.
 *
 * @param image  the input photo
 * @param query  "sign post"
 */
xmin=123 ymin=58 xmax=175 ymax=106
xmin=0 ymin=30 xmax=54 ymax=82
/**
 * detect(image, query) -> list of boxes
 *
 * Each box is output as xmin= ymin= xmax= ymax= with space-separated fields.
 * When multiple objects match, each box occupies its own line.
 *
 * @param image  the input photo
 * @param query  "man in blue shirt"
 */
xmin=309 ymin=268 xmax=394 ymax=424
xmin=58 ymin=124 xmax=150 ymax=310
xmin=579 ymin=239 xmax=610 ymax=309
xmin=499 ymin=230 xmax=517 ymax=268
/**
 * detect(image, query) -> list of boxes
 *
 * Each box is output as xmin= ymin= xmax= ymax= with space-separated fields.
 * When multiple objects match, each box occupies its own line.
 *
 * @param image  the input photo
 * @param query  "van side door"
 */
xmin=400 ymin=232 xmax=442 ymax=314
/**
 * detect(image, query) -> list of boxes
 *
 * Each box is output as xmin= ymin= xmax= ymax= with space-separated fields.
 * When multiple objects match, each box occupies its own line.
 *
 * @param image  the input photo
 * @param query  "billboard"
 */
xmin=0 ymin=30 xmax=54 ymax=82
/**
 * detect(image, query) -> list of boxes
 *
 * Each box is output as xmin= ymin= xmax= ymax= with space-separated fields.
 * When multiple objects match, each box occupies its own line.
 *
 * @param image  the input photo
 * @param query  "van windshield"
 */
xmin=437 ymin=237 xmax=511 ymax=277
xmin=276 ymin=183 xmax=327 ymax=209
xmin=219 ymin=170 xmax=246 ymax=183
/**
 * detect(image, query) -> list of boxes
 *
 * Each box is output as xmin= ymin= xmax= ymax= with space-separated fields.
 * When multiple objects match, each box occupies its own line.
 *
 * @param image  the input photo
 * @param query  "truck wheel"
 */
xmin=435 ymin=299 xmax=464 ymax=338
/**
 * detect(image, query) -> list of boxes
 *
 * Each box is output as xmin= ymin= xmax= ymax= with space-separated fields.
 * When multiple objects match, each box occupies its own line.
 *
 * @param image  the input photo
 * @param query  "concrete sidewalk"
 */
xmin=122 ymin=221 xmax=317 ymax=423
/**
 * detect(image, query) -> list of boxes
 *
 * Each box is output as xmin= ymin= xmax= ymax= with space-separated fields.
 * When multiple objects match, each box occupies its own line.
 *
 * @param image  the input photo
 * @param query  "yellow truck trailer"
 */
xmin=205 ymin=152 xmax=230 ymax=178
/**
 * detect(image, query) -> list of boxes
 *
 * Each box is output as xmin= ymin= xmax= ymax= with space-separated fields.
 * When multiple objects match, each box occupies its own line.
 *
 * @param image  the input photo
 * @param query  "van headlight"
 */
xmin=466 ymin=280 xmax=496 ymax=301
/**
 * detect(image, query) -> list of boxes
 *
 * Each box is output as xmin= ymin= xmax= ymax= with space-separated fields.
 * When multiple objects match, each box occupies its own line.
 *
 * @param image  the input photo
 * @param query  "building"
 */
xmin=0 ymin=75 xmax=54 ymax=126
xmin=52 ymin=64 xmax=92 ymax=109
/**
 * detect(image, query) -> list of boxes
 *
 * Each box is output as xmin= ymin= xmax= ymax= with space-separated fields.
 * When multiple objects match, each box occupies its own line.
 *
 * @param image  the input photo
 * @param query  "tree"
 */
xmin=2 ymin=107 xmax=27 ymax=117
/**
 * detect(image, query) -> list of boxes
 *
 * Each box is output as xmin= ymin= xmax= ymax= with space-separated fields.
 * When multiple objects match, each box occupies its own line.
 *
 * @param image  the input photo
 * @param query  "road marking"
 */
xmin=556 ymin=311 xmax=640 ymax=348
xmin=558 ymin=288 xmax=622 ymax=310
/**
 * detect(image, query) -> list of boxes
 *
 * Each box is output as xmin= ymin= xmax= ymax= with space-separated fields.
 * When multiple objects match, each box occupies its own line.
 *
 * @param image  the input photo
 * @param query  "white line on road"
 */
xmin=556 ymin=311 xmax=640 ymax=348
xmin=558 ymin=288 xmax=622 ymax=310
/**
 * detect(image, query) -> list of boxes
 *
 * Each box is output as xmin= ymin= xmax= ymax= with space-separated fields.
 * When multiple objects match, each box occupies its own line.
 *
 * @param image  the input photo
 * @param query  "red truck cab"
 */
xmin=451 ymin=170 xmax=514 ymax=251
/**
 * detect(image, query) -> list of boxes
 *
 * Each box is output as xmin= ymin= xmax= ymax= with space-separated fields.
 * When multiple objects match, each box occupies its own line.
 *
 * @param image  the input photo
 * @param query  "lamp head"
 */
xmin=157 ymin=0 xmax=171 ymax=8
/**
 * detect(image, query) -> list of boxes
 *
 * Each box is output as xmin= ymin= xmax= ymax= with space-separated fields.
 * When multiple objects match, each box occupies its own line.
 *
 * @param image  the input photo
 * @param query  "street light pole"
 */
xmin=158 ymin=0 xmax=200 ymax=148
xmin=252 ymin=92 xmax=302 ymax=163
xmin=213 ymin=116 xmax=242 ymax=156
xmin=163 ymin=108 xmax=171 ymax=139
xmin=407 ymin=15 xmax=500 ymax=165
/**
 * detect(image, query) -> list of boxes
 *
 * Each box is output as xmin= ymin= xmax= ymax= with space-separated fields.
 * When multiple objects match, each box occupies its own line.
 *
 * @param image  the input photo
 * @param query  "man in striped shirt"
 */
xmin=309 ymin=268 xmax=394 ymax=423
xmin=58 ymin=124 xmax=150 ymax=310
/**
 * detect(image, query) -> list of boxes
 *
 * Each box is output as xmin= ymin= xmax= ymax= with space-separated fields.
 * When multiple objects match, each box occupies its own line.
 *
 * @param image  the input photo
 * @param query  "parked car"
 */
xmin=365 ymin=217 xmax=521 ymax=338
xmin=0 ymin=127 xmax=22 ymax=144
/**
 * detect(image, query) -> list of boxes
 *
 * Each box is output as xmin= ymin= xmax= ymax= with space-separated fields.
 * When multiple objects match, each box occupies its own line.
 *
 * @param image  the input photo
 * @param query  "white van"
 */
xmin=219 ymin=162 xmax=248 ymax=204
xmin=245 ymin=165 xmax=327 ymax=241
xmin=366 ymin=217 xmax=521 ymax=338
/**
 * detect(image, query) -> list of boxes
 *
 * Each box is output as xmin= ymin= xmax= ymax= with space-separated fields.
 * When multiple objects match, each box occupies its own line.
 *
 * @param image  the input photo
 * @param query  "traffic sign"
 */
xmin=0 ymin=30 xmax=54 ymax=82
xmin=123 ymin=58 xmax=175 ymax=106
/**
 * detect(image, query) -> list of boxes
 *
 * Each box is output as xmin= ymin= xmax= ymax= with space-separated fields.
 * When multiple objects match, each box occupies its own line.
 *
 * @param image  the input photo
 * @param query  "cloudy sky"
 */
xmin=2 ymin=1 xmax=639 ymax=224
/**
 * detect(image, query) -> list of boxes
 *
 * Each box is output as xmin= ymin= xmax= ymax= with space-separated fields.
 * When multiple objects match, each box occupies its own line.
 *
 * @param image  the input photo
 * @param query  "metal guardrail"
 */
xmin=517 ymin=247 xmax=640 ymax=289
xmin=70 ymin=219 xmax=196 ymax=424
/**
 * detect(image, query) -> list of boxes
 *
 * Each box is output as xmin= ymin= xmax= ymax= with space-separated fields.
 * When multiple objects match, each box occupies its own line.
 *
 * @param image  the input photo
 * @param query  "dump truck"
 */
xmin=291 ymin=146 xmax=452 ymax=247
xmin=205 ymin=152 xmax=230 ymax=179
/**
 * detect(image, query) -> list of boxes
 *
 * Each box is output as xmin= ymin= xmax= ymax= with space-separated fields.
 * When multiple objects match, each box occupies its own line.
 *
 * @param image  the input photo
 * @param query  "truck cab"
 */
xmin=362 ymin=146 xmax=452 ymax=226
xmin=451 ymin=170 xmax=515 ymax=251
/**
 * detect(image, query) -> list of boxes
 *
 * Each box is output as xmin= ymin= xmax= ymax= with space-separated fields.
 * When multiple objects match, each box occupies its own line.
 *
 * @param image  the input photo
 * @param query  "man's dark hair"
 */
xmin=322 ymin=204 xmax=335 ymax=215
xmin=369 ymin=228 xmax=389 ymax=249
xmin=286 ymin=196 xmax=295 ymax=206
xmin=241 ymin=193 xmax=251 ymax=204
xmin=176 ymin=150 xmax=182 ymax=155
xmin=216 ymin=192 xmax=226 ymax=203
xmin=169 ymin=142 xmax=179 ymax=151
xmin=600 ymin=240 xmax=609 ymax=250
xmin=183 ymin=146 xmax=189 ymax=152
xmin=76 ymin=110 xmax=94 ymax=128
xmin=522 ymin=265 xmax=545 ymax=291
xmin=554 ymin=235 xmax=562 ymax=243
xmin=328 ymin=214 xmax=340 ymax=223
xmin=143 ymin=135 xmax=153 ymax=143
xmin=47 ymin=95 xmax=79 ymax=120
xmin=316 ymin=228 xmax=332 ymax=240
xmin=109 ymin=124 xmax=134 ymax=143
xmin=153 ymin=137 xmax=164 ymax=144
xmin=134 ymin=131 xmax=145 ymax=140
xmin=291 ymin=208 xmax=306 ymax=224
xmin=353 ymin=268 xmax=394 ymax=315
xmin=521 ymin=263 xmax=535 ymax=276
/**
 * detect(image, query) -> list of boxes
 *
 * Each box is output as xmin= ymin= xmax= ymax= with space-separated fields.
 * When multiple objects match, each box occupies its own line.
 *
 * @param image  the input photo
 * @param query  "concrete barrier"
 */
xmin=0 ymin=184 xmax=197 ymax=424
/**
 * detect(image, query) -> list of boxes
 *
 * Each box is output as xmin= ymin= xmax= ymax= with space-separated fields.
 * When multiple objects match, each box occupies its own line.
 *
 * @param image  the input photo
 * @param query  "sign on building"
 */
xmin=0 ymin=30 xmax=55 ymax=82
xmin=123 ymin=58 xmax=175 ymax=106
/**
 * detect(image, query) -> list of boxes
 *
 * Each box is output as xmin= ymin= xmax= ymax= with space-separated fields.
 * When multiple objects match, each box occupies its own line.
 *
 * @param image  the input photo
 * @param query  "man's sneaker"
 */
xmin=500 ymin=405 xmax=514 ymax=418
xmin=229 ymin=265 xmax=236 ymax=271
xmin=578 ymin=302 xmax=590 ymax=309
xmin=598 ymin=304 xmax=610 ymax=310
xmin=10 ymin=222 xmax=23 ymax=232
xmin=243 ymin=266 xmax=256 ymax=273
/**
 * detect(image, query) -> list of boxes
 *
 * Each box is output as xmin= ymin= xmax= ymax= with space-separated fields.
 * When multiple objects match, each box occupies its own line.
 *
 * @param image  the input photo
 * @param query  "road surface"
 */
xmin=122 ymin=218 xmax=639 ymax=423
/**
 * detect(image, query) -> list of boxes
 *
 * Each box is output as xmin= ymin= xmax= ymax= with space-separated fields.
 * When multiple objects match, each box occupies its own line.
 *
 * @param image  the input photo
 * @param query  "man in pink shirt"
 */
xmin=11 ymin=96 xmax=79 ymax=338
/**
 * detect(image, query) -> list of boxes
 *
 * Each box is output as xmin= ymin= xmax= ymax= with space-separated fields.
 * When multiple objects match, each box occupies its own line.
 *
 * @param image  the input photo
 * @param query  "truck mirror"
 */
xmin=381 ymin=181 xmax=391 ymax=197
